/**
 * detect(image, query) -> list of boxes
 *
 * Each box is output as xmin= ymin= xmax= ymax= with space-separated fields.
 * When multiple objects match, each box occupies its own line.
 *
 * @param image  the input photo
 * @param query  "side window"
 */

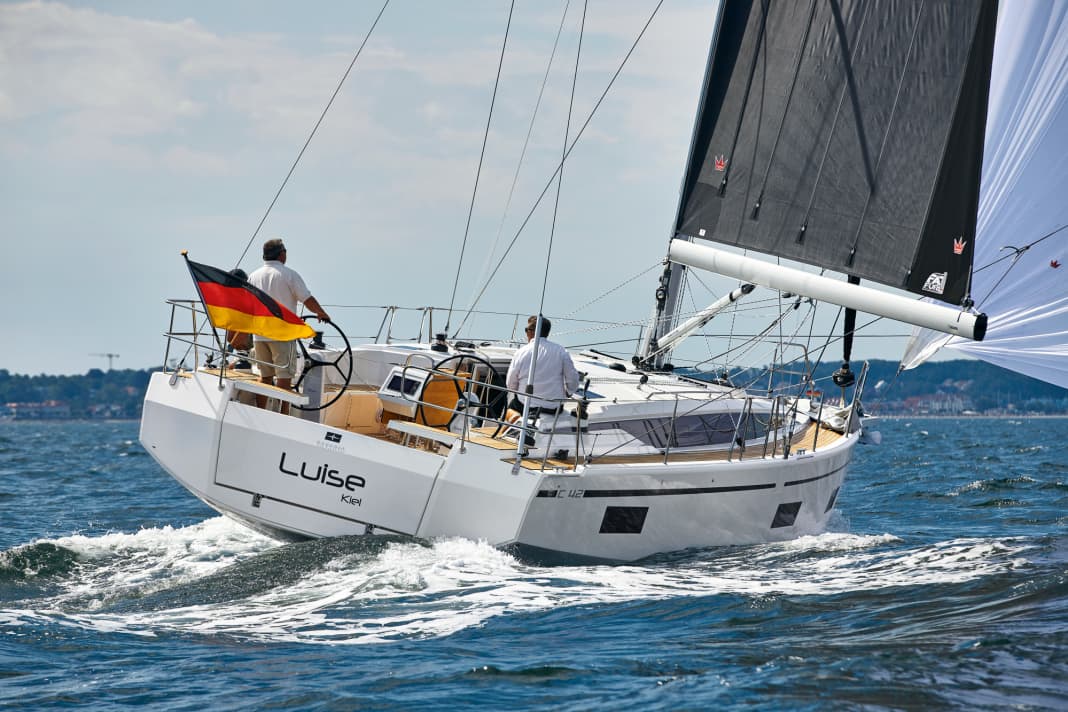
xmin=618 ymin=419 xmax=668 ymax=449
xmin=667 ymin=413 xmax=746 ymax=447
xmin=672 ymin=415 xmax=710 ymax=448
xmin=736 ymin=411 xmax=769 ymax=442
xmin=702 ymin=413 xmax=739 ymax=444
xmin=590 ymin=414 xmax=765 ymax=449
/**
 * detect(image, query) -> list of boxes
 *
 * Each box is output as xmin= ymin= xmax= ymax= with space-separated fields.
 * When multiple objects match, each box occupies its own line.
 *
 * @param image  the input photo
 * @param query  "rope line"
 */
xmin=235 ymin=0 xmax=391 ymax=267
xmin=458 ymin=0 xmax=667 ymax=323
xmin=444 ymin=0 xmax=516 ymax=335
xmin=461 ymin=1 xmax=573 ymax=338
xmin=563 ymin=261 xmax=662 ymax=318
xmin=537 ymin=1 xmax=587 ymax=321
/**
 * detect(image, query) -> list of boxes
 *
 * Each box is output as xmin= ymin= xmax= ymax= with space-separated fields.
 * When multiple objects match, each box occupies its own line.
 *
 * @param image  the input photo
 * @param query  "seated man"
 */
xmin=505 ymin=315 xmax=580 ymax=424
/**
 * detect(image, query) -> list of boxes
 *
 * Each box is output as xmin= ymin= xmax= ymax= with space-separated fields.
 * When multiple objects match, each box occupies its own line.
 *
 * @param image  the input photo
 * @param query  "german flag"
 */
xmin=184 ymin=256 xmax=315 ymax=341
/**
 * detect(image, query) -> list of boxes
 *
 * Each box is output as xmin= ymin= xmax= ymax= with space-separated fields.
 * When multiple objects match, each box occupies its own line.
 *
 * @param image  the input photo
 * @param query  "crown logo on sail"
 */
xmin=953 ymin=237 xmax=966 ymax=255
xmin=714 ymin=155 xmax=728 ymax=172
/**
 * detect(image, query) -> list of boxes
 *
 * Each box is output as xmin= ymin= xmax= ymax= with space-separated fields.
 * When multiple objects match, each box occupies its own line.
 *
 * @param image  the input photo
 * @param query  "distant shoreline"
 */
xmin=875 ymin=414 xmax=1068 ymax=419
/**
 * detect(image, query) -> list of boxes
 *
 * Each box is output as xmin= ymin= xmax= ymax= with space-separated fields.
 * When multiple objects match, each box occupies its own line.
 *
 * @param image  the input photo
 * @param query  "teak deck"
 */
xmin=388 ymin=420 xmax=846 ymax=472
xmin=204 ymin=373 xmax=848 ymax=472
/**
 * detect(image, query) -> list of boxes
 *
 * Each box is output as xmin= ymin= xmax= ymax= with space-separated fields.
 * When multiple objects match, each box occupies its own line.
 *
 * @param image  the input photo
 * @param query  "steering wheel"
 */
xmin=414 ymin=353 xmax=507 ymax=429
xmin=293 ymin=318 xmax=353 ymax=411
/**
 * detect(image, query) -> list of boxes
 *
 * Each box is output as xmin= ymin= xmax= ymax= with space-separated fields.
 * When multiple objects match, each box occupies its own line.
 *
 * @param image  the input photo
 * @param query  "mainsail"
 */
xmin=674 ymin=0 xmax=998 ymax=306
xmin=902 ymin=1 xmax=1068 ymax=389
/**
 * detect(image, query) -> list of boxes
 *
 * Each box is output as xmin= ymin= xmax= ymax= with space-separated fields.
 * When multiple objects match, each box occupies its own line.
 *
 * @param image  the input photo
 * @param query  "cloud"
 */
xmin=1 ymin=0 xmax=737 ymax=374
xmin=162 ymin=145 xmax=231 ymax=175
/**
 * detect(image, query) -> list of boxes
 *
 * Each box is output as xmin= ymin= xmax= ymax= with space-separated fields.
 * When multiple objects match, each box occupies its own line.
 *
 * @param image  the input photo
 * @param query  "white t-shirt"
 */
xmin=247 ymin=260 xmax=312 ymax=342
xmin=506 ymin=338 xmax=581 ymax=410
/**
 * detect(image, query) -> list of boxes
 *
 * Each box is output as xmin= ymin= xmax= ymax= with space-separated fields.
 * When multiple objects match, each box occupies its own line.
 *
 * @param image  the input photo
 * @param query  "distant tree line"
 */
xmin=851 ymin=360 xmax=1068 ymax=412
xmin=690 ymin=359 xmax=1068 ymax=414
xmin=0 ymin=368 xmax=156 ymax=419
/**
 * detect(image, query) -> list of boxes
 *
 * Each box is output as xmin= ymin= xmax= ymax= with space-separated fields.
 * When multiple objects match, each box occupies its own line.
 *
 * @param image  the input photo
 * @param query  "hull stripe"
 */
xmin=213 ymin=481 xmax=409 ymax=536
xmin=538 ymin=464 xmax=848 ymax=498
xmin=784 ymin=465 xmax=847 ymax=487
xmin=538 ymin=483 xmax=775 ymax=498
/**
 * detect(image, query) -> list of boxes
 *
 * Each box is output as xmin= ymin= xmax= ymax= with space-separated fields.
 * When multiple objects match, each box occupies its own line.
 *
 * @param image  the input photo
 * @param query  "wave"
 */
xmin=0 ymin=519 xmax=1035 ymax=646
xmin=0 ymin=542 xmax=81 ymax=582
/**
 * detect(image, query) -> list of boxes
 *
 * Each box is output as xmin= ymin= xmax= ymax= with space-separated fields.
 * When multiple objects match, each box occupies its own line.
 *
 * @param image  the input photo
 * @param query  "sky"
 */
xmin=1 ymin=0 xmax=916 ymax=376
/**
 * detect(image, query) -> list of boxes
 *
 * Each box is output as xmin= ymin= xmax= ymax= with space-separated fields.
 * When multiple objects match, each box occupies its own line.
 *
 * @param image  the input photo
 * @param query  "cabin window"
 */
xmin=386 ymin=373 xmax=421 ymax=396
xmin=589 ymin=412 xmax=768 ymax=449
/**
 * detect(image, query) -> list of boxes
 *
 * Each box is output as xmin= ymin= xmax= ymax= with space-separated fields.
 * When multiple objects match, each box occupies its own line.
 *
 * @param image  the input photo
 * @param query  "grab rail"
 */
xmin=159 ymin=304 xmax=849 ymax=470
xmin=394 ymin=356 xmax=812 ymax=470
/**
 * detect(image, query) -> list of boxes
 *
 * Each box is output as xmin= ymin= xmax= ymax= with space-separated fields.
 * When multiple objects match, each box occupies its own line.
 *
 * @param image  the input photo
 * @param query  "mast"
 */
xmin=639 ymin=0 xmax=729 ymax=368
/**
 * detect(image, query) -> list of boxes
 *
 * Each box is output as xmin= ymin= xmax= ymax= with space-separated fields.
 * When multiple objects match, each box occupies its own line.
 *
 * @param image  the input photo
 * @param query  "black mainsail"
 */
xmin=674 ymin=0 xmax=998 ymax=306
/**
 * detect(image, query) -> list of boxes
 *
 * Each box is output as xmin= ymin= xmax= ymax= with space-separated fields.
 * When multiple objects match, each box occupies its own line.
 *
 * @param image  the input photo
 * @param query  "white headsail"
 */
xmin=902 ymin=1 xmax=1068 ymax=388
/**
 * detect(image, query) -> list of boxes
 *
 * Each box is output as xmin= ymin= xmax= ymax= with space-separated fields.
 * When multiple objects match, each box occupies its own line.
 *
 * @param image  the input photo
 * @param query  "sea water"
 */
xmin=1 ymin=418 xmax=1066 ymax=709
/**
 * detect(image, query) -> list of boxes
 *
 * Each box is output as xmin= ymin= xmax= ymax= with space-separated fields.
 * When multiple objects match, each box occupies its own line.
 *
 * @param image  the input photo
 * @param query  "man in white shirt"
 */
xmin=506 ymin=315 xmax=580 ymax=418
xmin=247 ymin=238 xmax=330 ymax=410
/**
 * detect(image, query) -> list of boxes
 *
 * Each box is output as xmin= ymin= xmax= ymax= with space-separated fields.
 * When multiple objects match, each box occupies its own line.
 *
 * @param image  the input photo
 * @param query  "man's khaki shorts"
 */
xmin=254 ymin=340 xmax=297 ymax=380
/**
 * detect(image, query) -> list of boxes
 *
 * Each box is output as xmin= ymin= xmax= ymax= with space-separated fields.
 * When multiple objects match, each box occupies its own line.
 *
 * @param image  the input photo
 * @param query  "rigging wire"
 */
xmin=234 ymin=0 xmax=391 ymax=267
xmin=563 ymin=261 xmax=662 ymax=318
xmin=175 ymin=2 xmax=392 ymax=370
xmin=461 ymin=1 xmax=573 ymax=338
xmin=683 ymin=272 xmax=719 ymax=367
xmin=972 ymin=222 xmax=1068 ymax=308
xmin=444 ymin=0 xmax=516 ymax=335
xmin=511 ymin=1 xmax=587 ymax=459
xmin=693 ymin=297 xmax=801 ymax=369
xmin=456 ymin=0 xmax=668 ymax=328
xmin=536 ymin=1 xmax=587 ymax=322
xmin=868 ymin=361 xmax=904 ymax=411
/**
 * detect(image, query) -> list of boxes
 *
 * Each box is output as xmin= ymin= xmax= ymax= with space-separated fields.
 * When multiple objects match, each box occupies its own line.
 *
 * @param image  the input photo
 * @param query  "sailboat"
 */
xmin=140 ymin=0 xmax=1066 ymax=562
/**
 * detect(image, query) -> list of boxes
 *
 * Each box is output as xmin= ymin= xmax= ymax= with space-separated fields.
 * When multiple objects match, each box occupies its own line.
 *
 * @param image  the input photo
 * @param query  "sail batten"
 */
xmin=675 ymin=0 xmax=999 ymax=305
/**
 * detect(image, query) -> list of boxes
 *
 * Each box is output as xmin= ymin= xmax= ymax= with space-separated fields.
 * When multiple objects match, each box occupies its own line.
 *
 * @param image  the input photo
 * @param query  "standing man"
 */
xmin=247 ymin=238 xmax=330 ymax=410
xmin=506 ymin=315 xmax=580 ymax=419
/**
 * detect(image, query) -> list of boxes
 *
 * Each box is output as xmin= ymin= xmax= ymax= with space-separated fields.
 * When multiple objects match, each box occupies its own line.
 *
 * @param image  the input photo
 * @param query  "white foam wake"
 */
xmin=0 ymin=524 xmax=1032 ymax=645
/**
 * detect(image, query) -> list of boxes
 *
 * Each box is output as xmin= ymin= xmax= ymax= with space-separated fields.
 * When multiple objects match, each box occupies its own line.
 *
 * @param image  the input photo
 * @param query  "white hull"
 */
xmin=141 ymin=369 xmax=856 ymax=562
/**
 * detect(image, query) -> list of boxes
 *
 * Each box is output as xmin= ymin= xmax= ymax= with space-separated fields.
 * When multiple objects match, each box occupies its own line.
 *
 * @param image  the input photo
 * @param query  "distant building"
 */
xmin=4 ymin=400 xmax=72 ymax=419
xmin=87 ymin=403 xmax=126 ymax=419
xmin=901 ymin=393 xmax=974 ymax=415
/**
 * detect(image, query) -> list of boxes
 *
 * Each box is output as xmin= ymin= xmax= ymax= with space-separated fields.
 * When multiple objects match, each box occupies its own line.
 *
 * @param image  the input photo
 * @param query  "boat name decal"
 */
xmin=278 ymin=451 xmax=366 ymax=492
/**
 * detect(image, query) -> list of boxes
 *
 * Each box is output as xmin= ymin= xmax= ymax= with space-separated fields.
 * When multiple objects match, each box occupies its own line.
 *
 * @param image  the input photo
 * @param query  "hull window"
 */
xmin=825 ymin=486 xmax=840 ymax=513
xmin=771 ymin=502 xmax=802 ymax=528
xmin=599 ymin=506 xmax=649 ymax=534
